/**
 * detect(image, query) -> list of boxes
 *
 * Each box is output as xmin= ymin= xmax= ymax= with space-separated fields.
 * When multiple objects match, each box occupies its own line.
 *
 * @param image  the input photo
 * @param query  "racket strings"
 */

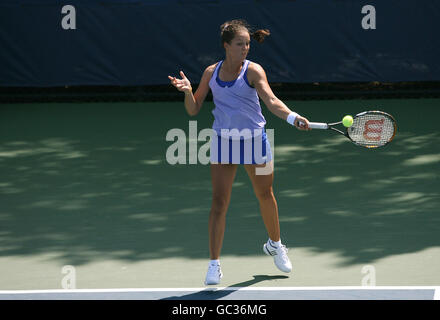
xmin=348 ymin=114 xmax=396 ymax=147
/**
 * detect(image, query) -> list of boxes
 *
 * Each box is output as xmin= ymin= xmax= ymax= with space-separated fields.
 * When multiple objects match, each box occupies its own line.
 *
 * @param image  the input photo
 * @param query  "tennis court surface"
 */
xmin=1 ymin=99 xmax=439 ymax=300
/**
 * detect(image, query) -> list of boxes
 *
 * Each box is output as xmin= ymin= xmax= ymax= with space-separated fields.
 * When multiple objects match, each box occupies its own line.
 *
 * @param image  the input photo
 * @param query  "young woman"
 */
xmin=168 ymin=19 xmax=310 ymax=285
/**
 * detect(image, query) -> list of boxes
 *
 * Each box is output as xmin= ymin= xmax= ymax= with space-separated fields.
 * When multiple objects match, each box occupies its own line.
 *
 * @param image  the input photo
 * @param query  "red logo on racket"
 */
xmin=363 ymin=118 xmax=384 ymax=141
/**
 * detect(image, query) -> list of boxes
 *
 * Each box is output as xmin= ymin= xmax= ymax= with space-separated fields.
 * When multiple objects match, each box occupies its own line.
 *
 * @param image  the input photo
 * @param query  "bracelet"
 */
xmin=286 ymin=112 xmax=299 ymax=126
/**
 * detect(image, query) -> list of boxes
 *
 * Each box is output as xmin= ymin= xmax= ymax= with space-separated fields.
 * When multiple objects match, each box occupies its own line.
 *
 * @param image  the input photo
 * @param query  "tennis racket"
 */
xmin=302 ymin=111 xmax=397 ymax=148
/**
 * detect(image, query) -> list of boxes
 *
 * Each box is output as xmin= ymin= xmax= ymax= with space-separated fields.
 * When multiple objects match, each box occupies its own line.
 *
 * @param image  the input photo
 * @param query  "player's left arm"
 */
xmin=247 ymin=62 xmax=309 ymax=130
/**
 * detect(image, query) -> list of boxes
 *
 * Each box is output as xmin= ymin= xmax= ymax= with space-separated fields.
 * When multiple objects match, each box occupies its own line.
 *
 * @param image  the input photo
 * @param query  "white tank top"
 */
xmin=209 ymin=59 xmax=267 ymax=135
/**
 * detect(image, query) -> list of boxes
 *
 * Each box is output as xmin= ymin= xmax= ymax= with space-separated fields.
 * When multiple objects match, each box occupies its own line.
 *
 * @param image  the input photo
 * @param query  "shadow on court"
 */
xmin=0 ymin=99 xmax=439 ymax=268
xmin=161 ymin=275 xmax=288 ymax=300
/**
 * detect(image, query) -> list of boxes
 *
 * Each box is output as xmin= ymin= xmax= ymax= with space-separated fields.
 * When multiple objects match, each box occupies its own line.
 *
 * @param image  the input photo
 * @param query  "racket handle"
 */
xmin=308 ymin=122 xmax=329 ymax=130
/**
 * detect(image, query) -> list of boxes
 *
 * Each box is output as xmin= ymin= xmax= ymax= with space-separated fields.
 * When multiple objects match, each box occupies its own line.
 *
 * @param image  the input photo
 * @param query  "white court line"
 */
xmin=0 ymin=286 xmax=438 ymax=294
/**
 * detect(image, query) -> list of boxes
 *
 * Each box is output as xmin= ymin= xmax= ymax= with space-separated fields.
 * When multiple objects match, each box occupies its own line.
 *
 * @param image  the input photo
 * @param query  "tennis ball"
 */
xmin=342 ymin=115 xmax=354 ymax=127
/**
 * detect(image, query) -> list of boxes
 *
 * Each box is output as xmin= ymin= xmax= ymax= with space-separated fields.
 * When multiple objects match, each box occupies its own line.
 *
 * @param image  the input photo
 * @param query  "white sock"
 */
xmin=269 ymin=239 xmax=282 ymax=248
xmin=209 ymin=259 xmax=220 ymax=266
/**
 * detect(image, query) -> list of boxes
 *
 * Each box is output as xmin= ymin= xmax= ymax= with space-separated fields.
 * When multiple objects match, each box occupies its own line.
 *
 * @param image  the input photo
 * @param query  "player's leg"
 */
xmin=243 ymin=162 xmax=280 ymax=241
xmin=209 ymin=163 xmax=238 ymax=260
xmin=244 ymin=162 xmax=292 ymax=273
xmin=205 ymin=163 xmax=238 ymax=285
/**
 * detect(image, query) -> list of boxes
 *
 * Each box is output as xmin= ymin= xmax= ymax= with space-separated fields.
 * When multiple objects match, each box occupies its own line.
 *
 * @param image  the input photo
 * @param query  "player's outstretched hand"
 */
xmin=168 ymin=71 xmax=192 ymax=93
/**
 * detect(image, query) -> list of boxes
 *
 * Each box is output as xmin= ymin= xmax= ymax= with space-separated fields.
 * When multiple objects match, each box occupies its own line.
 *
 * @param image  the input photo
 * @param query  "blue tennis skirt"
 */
xmin=210 ymin=130 xmax=273 ymax=164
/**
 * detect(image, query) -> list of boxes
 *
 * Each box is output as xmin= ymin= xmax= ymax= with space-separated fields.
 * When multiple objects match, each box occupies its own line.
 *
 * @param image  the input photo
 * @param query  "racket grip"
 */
xmin=308 ymin=122 xmax=329 ymax=130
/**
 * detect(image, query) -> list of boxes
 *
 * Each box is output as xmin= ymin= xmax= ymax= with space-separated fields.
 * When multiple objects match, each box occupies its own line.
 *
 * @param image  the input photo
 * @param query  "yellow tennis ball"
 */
xmin=342 ymin=115 xmax=353 ymax=127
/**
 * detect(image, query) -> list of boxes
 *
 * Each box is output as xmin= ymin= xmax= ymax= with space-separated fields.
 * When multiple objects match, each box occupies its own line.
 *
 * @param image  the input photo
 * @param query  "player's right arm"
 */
xmin=168 ymin=64 xmax=216 ymax=116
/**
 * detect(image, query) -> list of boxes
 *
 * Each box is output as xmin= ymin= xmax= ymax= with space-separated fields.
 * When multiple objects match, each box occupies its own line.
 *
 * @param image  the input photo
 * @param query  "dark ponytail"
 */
xmin=251 ymin=29 xmax=271 ymax=43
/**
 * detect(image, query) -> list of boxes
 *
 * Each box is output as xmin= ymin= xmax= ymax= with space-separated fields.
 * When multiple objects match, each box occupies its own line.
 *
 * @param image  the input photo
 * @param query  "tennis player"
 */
xmin=168 ymin=19 xmax=310 ymax=285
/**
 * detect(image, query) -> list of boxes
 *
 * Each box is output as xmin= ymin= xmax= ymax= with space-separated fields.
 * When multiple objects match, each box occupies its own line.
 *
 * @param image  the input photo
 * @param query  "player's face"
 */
xmin=225 ymin=30 xmax=250 ymax=60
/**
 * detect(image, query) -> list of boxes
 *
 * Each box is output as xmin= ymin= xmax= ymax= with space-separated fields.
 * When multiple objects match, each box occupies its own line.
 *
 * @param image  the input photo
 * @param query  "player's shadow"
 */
xmin=161 ymin=274 xmax=289 ymax=300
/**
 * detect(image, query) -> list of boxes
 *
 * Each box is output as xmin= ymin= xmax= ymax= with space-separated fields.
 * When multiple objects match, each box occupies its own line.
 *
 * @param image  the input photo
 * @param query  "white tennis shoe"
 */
xmin=204 ymin=262 xmax=223 ymax=285
xmin=263 ymin=240 xmax=292 ymax=273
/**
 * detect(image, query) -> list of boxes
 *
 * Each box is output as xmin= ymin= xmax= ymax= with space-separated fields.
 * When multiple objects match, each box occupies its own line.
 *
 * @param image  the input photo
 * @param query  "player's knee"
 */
xmin=255 ymin=188 xmax=274 ymax=201
xmin=211 ymin=195 xmax=229 ymax=215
